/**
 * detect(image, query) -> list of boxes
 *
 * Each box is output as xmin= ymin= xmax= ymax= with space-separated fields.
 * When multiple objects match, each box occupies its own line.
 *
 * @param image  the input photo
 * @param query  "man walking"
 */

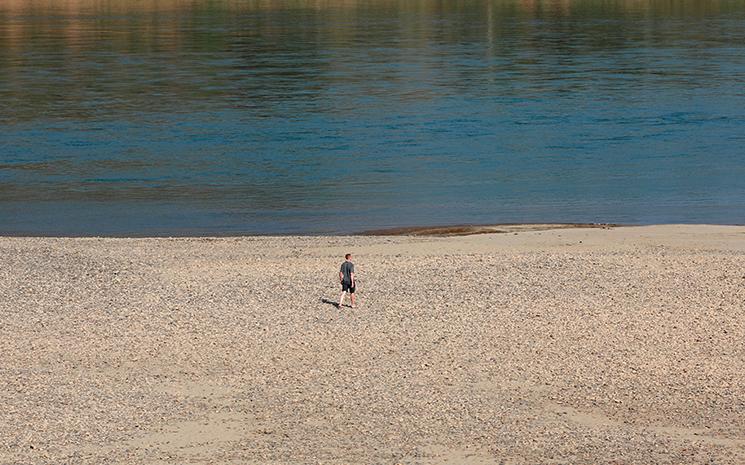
xmin=338 ymin=253 xmax=356 ymax=309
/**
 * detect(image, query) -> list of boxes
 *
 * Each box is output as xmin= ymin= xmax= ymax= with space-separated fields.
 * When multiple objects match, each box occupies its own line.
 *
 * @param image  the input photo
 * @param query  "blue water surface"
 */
xmin=1 ymin=0 xmax=744 ymax=234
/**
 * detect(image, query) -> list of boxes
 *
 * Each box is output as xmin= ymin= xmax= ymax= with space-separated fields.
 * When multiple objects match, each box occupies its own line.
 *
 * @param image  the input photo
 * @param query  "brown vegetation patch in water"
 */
xmin=360 ymin=223 xmax=617 ymax=237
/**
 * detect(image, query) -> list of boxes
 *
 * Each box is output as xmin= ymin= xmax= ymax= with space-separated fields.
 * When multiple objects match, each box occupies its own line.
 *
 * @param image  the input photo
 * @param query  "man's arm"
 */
xmin=339 ymin=270 xmax=344 ymax=282
xmin=350 ymin=272 xmax=355 ymax=285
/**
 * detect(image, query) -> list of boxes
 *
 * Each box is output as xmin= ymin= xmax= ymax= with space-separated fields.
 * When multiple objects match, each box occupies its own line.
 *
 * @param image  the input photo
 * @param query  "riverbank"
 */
xmin=1 ymin=225 xmax=744 ymax=464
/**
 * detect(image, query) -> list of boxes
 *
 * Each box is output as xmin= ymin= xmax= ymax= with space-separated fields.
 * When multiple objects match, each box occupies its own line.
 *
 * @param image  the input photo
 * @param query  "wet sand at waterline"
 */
xmin=1 ymin=225 xmax=744 ymax=464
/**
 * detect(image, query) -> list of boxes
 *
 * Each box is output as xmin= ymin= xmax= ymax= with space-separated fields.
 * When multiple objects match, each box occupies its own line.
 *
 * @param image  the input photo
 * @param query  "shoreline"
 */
xmin=2 ymin=221 xmax=745 ymax=239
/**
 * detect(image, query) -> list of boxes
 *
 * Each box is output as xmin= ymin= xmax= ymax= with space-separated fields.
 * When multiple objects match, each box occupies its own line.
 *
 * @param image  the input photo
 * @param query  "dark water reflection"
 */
xmin=1 ymin=0 xmax=745 ymax=234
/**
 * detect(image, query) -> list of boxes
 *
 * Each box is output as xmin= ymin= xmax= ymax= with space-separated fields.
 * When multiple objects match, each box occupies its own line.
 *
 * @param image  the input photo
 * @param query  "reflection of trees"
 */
xmin=0 ymin=0 xmax=741 ymax=123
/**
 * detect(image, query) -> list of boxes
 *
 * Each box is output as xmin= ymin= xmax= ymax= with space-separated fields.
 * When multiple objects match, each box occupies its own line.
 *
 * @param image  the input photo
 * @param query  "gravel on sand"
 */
xmin=1 ymin=225 xmax=744 ymax=464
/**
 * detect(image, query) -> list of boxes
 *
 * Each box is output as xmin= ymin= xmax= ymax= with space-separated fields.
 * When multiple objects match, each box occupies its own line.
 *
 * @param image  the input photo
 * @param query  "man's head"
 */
xmin=345 ymin=253 xmax=352 ymax=261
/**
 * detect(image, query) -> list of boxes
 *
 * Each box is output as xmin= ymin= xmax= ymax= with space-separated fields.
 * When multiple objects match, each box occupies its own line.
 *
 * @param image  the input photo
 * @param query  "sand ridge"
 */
xmin=1 ymin=225 xmax=744 ymax=464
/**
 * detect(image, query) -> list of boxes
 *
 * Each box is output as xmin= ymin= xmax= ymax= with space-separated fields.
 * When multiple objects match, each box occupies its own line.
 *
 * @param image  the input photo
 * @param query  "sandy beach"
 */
xmin=1 ymin=224 xmax=744 ymax=464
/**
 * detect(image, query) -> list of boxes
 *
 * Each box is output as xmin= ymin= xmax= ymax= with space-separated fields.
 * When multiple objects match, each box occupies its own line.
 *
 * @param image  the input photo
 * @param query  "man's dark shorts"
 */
xmin=342 ymin=281 xmax=355 ymax=293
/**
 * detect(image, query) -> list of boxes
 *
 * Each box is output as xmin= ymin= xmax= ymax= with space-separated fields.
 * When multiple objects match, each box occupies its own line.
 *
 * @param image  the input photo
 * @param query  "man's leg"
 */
xmin=350 ymin=292 xmax=356 ymax=308
xmin=338 ymin=290 xmax=346 ymax=308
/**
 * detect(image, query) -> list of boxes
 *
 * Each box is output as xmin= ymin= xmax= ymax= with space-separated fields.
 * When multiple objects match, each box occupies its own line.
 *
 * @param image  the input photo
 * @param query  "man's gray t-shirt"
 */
xmin=340 ymin=261 xmax=354 ymax=283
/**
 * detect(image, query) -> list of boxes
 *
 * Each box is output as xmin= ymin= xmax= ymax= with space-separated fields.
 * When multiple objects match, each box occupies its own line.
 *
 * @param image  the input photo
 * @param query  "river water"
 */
xmin=1 ymin=0 xmax=744 ymax=235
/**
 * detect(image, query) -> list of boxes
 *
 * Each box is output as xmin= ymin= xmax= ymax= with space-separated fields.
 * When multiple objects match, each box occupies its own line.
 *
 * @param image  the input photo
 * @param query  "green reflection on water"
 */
xmin=1 ymin=0 xmax=742 ymax=123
